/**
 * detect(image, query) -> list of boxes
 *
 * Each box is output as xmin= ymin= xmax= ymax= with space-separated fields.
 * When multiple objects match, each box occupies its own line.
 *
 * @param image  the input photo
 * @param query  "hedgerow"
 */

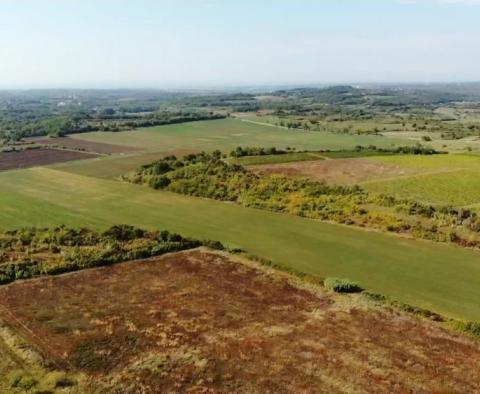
xmin=0 ymin=225 xmax=222 ymax=285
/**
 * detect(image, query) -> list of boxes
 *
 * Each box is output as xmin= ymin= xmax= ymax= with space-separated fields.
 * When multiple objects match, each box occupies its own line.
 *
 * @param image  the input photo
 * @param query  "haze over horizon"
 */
xmin=1 ymin=0 xmax=479 ymax=89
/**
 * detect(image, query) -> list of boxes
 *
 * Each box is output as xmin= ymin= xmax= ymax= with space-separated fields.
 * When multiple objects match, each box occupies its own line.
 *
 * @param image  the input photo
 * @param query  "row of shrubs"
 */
xmin=353 ymin=144 xmax=445 ymax=155
xmin=228 ymin=144 xmax=443 ymax=160
xmin=0 ymin=225 xmax=224 ymax=286
xmin=230 ymin=146 xmax=291 ymax=158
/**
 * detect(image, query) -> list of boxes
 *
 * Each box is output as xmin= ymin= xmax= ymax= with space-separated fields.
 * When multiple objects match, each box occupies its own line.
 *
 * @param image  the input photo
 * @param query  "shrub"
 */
xmin=41 ymin=371 xmax=76 ymax=389
xmin=454 ymin=321 xmax=480 ymax=337
xmin=0 ymin=226 xmax=210 ymax=285
xmin=202 ymin=239 xmax=225 ymax=250
xmin=8 ymin=370 xmax=37 ymax=390
xmin=324 ymin=277 xmax=363 ymax=293
xmin=103 ymin=225 xmax=144 ymax=241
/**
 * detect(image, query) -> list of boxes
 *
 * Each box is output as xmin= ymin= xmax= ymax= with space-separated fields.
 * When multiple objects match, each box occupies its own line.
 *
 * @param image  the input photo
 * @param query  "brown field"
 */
xmin=33 ymin=136 xmax=143 ymax=154
xmin=0 ymin=148 xmax=97 ymax=171
xmin=250 ymin=157 xmax=418 ymax=184
xmin=1 ymin=249 xmax=480 ymax=393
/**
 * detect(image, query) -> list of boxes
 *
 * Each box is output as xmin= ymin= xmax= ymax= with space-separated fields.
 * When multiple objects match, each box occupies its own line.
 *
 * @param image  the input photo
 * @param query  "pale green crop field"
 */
xmin=72 ymin=118 xmax=413 ymax=152
xmin=363 ymin=154 xmax=480 ymax=207
xmin=52 ymin=150 xmax=197 ymax=179
xmin=369 ymin=153 xmax=480 ymax=171
xmin=1 ymin=167 xmax=480 ymax=321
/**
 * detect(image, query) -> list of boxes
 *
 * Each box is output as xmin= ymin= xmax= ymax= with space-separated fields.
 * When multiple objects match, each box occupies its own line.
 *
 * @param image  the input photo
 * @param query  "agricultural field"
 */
xmin=363 ymin=154 xmax=480 ymax=207
xmin=1 ymin=249 xmax=480 ymax=392
xmin=365 ymin=169 xmax=480 ymax=207
xmin=0 ymin=148 xmax=96 ymax=171
xmin=71 ymin=118 xmax=415 ymax=153
xmin=242 ymin=151 xmax=480 ymax=208
xmin=249 ymin=157 xmax=418 ymax=185
xmin=236 ymin=110 xmax=480 ymax=154
xmin=53 ymin=149 xmax=197 ymax=179
xmin=2 ymin=86 xmax=480 ymax=392
xmin=1 ymin=167 xmax=480 ymax=321
xmin=32 ymin=136 xmax=143 ymax=154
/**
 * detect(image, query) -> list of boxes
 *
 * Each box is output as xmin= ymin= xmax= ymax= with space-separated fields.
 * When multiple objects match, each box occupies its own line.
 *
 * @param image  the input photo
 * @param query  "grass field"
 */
xmin=1 ymin=167 xmax=480 ymax=321
xmin=365 ymin=169 xmax=480 ymax=207
xmin=52 ymin=149 xmax=197 ymax=179
xmin=363 ymin=154 xmax=480 ymax=207
xmin=72 ymin=118 xmax=414 ymax=152
xmin=370 ymin=153 xmax=480 ymax=171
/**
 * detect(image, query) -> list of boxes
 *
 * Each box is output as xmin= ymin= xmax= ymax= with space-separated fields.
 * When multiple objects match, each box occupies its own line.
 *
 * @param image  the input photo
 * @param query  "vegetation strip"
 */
xmin=0 ymin=225 xmax=222 ymax=285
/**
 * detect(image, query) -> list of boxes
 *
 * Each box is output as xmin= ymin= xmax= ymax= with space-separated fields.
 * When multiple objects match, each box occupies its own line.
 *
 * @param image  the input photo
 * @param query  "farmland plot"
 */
xmin=1 ymin=250 xmax=480 ymax=393
xmin=0 ymin=148 xmax=96 ymax=171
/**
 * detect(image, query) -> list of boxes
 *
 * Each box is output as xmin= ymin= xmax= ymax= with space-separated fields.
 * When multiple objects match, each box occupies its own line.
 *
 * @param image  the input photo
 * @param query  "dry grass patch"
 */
xmin=250 ymin=157 xmax=419 ymax=184
xmin=0 ymin=250 xmax=479 ymax=393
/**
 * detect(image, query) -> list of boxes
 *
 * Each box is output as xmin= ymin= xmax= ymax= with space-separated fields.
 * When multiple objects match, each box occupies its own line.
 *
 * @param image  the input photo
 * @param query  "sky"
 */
xmin=0 ymin=0 xmax=479 ymax=88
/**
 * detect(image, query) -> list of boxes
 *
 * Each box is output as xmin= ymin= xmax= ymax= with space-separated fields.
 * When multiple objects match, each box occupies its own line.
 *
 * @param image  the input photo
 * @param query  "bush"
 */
xmin=202 ymin=239 xmax=225 ymax=250
xmin=0 ymin=226 xmax=210 ymax=285
xmin=454 ymin=321 xmax=480 ymax=337
xmin=103 ymin=225 xmax=144 ymax=241
xmin=41 ymin=371 xmax=76 ymax=389
xmin=324 ymin=277 xmax=363 ymax=293
xmin=8 ymin=370 xmax=37 ymax=390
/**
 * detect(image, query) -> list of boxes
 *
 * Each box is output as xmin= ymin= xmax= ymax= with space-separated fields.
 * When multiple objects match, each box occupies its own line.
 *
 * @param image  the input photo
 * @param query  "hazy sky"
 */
xmin=0 ymin=0 xmax=479 ymax=88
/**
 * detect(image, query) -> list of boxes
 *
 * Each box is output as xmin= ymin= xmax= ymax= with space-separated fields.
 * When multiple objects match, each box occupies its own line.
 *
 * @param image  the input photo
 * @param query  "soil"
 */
xmin=33 ymin=136 xmax=143 ymax=154
xmin=250 ymin=157 xmax=418 ymax=184
xmin=0 ymin=148 xmax=97 ymax=171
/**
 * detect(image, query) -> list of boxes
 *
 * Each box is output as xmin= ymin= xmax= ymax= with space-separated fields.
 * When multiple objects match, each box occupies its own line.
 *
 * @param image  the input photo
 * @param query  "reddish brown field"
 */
xmin=33 ymin=136 xmax=143 ymax=154
xmin=0 ymin=148 xmax=97 ymax=171
xmin=0 ymin=250 xmax=479 ymax=393
xmin=250 ymin=157 xmax=418 ymax=184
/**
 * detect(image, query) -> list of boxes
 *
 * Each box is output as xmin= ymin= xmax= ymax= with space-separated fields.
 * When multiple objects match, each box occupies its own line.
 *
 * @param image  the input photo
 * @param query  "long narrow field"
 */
xmin=32 ymin=136 xmax=143 ymax=154
xmin=52 ymin=149 xmax=198 ymax=179
xmin=1 ymin=250 xmax=480 ymax=393
xmin=0 ymin=148 xmax=97 ymax=171
xmin=71 ymin=118 xmax=414 ymax=152
xmin=1 ymin=167 xmax=480 ymax=321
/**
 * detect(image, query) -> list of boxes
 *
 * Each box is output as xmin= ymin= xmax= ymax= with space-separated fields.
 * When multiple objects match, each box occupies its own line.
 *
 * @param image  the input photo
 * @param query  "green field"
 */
xmin=52 ymin=151 xmax=192 ymax=179
xmin=363 ymin=154 xmax=480 ymax=207
xmin=1 ymin=167 xmax=480 ymax=321
xmin=72 ymin=118 xmax=414 ymax=152
xmin=370 ymin=153 xmax=480 ymax=171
